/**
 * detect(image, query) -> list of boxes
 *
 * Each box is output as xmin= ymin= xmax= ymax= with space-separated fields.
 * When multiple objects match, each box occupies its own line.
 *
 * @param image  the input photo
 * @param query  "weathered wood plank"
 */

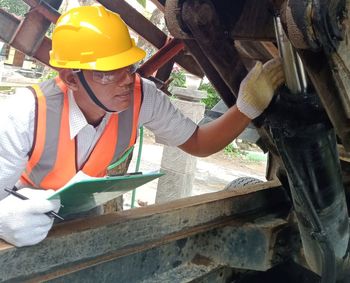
xmin=36 ymin=217 xmax=287 ymax=282
xmin=0 ymin=181 xmax=289 ymax=282
xmin=231 ymin=0 xmax=275 ymax=41
xmin=182 ymin=0 xmax=247 ymax=97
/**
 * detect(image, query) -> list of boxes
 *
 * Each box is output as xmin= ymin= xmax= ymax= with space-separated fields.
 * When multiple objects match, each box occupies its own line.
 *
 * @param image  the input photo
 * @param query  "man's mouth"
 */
xmin=116 ymin=91 xmax=130 ymax=97
xmin=117 ymin=92 xmax=128 ymax=97
xmin=113 ymin=91 xmax=131 ymax=102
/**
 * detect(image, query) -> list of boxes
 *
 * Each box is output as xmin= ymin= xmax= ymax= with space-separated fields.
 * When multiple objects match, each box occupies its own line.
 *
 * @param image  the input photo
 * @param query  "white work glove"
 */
xmin=237 ymin=58 xmax=285 ymax=119
xmin=0 ymin=188 xmax=61 ymax=247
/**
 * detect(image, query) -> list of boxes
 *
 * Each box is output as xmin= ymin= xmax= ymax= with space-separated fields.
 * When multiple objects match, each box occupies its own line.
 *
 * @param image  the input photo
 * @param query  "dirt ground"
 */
xmin=202 ymin=148 xmax=267 ymax=179
xmin=124 ymin=133 xmax=267 ymax=208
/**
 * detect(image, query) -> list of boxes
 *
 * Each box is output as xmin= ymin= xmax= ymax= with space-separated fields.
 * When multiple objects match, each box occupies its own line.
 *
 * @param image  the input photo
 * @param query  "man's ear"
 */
xmin=59 ymin=69 xmax=79 ymax=91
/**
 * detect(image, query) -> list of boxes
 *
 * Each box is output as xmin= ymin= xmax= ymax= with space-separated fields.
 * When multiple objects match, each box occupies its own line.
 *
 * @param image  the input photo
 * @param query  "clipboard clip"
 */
xmin=109 ymin=171 xmax=143 ymax=177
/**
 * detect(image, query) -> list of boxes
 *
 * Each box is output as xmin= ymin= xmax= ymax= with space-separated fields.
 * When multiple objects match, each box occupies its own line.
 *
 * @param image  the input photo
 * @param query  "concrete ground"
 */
xmin=124 ymin=132 xmax=267 ymax=209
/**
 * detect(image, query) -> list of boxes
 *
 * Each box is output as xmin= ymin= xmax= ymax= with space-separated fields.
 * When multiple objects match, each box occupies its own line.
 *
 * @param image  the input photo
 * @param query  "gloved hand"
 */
xmin=237 ymin=58 xmax=285 ymax=119
xmin=0 ymin=188 xmax=61 ymax=247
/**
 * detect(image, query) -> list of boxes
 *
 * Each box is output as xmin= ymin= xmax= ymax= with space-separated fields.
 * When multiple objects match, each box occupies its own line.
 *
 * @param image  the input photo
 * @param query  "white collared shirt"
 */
xmin=67 ymin=89 xmax=112 ymax=168
xmin=0 ymin=78 xmax=197 ymax=199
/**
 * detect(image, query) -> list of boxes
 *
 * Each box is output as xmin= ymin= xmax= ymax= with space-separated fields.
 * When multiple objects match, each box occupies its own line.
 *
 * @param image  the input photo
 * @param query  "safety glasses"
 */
xmin=73 ymin=65 xmax=137 ymax=85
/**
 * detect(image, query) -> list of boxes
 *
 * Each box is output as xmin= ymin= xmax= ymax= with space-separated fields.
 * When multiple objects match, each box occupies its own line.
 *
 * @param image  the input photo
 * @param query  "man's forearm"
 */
xmin=179 ymin=105 xmax=251 ymax=157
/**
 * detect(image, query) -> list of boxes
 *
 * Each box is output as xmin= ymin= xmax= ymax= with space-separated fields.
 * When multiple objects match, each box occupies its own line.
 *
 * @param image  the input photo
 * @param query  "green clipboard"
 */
xmin=48 ymin=170 xmax=164 ymax=217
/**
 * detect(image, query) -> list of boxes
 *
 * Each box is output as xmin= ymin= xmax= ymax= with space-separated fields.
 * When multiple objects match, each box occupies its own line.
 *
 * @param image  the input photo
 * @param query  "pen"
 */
xmin=110 ymin=171 xmax=143 ymax=177
xmin=4 ymin=188 xmax=64 ymax=221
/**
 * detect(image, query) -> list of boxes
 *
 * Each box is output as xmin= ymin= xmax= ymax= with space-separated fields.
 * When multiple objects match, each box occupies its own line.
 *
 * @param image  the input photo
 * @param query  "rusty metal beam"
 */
xmin=0 ymin=8 xmax=54 ymax=67
xmin=138 ymin=38 xmax=184 ymax=78
xmin=22 ymin=0 xmax=60 ymax=23
xmin=0 ymin=181 xmax=292 ymax=282
xmin=33 ymin=36 xmax=52 ymax=67
xmin=0 ymin=0 xmax=203 ymax=78
xmin=0 ymin=9 xmax=20 ymax=43
xmin=97 ymin=0 xmax=166 ymax=49
xmin=155 ymin=59 xmax=174 ymax=83
xmin=10 ymin=9 xmax=51 ymax=56
xmin=0 ymin=0 xmax=61 ymax=66
xmin=97 ymin=0 xmax=203 ymax=77
xmin=9 ymin=0 xmax=62 ymax=56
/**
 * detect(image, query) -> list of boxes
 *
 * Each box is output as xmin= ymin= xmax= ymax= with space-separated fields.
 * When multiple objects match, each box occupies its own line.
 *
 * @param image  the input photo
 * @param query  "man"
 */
xmin=0 ymin=5 xmax=284 ymax=247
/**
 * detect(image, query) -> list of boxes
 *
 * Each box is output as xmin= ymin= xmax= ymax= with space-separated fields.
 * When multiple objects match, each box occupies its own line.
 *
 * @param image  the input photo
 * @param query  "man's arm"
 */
xmin=0 ymin=90 xmax=34 ymax=199
xmin=0 ymin=89 xmax=61 ymax=247
xmin=179 ymin=58 xmax=284 ymax=157
xmin=179 ymin=105 xmax=250 ymax=157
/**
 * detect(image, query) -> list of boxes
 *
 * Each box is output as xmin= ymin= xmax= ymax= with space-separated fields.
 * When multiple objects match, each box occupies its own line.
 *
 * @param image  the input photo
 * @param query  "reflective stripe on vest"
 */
xmin=20 ymin=75 xmax=142 ymax=190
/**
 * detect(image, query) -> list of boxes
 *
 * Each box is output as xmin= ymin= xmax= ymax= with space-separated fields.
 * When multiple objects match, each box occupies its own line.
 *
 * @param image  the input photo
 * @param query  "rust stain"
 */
xmin=191 ymin=254 xmax=214 ymax=266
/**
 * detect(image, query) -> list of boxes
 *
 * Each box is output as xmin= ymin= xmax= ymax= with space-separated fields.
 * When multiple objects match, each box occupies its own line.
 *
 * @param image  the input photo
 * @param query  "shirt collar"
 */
xmin=67 ymin=89 xmax=110 ymax=139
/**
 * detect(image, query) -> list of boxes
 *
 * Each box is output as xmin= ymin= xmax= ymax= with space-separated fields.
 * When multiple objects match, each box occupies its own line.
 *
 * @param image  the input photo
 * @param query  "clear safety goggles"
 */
xmin=74 ymin=64 xmax=137 ymax=85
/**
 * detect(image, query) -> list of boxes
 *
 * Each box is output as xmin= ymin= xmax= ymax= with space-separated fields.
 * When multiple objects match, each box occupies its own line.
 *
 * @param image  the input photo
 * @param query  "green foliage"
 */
xmin=169 ymin=69 xmax=186 ymax=90
xmin=223 ymin=144 xmax=246 ymax=158
xmin=0 ymin=0 xmax=28 ymax=16
xmin=243 ymin=151 xmax=267 ymax=163
xmin=199 ymin=82 xmax=220 ymax=109
xmin=0 ymin=86 xmax=14 ymax=94
xmin=223 ymin=143 xmax=267 ymax=163
xmin=168 ymin=70 xmax=220 ymax=109
xmin=40 ymin=69 xmax=58 ymax=82
xmin=136 ymin=0 xmax=147 ymax=8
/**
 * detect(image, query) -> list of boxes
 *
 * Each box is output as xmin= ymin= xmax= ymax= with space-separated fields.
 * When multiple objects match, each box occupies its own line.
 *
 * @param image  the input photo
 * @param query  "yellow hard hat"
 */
xmin=49 ymin=5 xmax=146 ymax=71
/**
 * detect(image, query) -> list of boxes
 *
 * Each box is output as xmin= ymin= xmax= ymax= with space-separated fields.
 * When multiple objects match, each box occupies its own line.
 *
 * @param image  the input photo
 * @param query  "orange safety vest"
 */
xmin=20 ymin=75 xmax=142 ymax=190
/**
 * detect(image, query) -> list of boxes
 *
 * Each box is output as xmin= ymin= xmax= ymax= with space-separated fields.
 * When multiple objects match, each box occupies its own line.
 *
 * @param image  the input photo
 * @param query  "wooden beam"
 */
xmin=182 ymin=0 xmax=247 ymax=97
xmin=231 ymin=0 xmax=275 ymax=41
xmin=0 ymin=181 xmax=291 ymax=282
xmin=235 ymin=41 xmax=277 ymax=63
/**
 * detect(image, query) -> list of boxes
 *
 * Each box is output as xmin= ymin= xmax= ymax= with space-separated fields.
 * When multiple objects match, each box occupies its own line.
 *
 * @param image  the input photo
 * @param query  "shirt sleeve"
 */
xmin=138 ymin=78 xmax=198 ymax=147
xmin=0 ymin=89 xmax=35 ymax=199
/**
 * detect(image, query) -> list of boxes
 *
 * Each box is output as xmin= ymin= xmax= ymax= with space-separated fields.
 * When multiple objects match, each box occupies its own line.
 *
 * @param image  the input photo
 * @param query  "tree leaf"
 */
xmin=136 ymin=0 xmax=146 ymax=8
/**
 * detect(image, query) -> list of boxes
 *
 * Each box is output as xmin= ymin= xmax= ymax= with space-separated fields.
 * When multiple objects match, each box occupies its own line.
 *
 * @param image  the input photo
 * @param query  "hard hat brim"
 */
xmin=50 ymin=46 xmax=146 ymax=71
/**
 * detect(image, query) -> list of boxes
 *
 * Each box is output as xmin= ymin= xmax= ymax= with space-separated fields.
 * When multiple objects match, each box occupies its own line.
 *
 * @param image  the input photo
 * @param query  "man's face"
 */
xmin=82 ymin=66 xmax=135 ymax=113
